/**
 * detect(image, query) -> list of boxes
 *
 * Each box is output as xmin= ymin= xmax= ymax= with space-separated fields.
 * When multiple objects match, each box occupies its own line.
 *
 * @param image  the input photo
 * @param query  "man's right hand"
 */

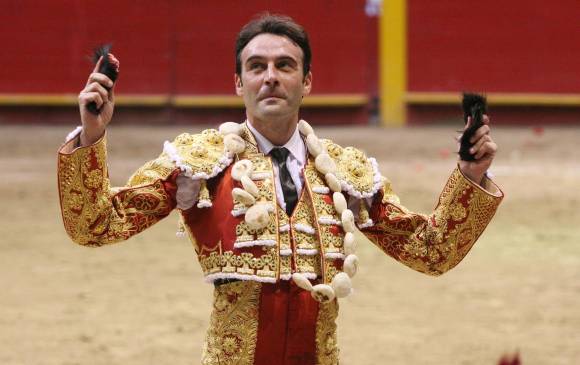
xmin=78 ymin=55 xmax=118 ymax=146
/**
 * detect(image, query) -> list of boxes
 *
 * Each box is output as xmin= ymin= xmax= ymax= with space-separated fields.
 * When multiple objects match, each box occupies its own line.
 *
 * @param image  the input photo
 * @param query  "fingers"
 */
xmin=83 ymin=81 xmax=110 ymax=103
xmin=92 ymin=56 xmax=103 ymax=73
xmin=78 ymin=91 xmax=104 ymax=109
xmin=470 ymin=133 xmax=490 ymax=154
xmin=465 ymin=114 xmax=491 ymax=130
xmin=470 ymin=134 xmax=497 ymax=160
xmin=86 ymin=72 xmax=114 ymax=88
xmin=109 ymin=53 xmax=120 ymax=70
xmin=469 ymin=124 xmax=490 ymax=143
xmin=474 ymin=140 xmax=497 ymax=160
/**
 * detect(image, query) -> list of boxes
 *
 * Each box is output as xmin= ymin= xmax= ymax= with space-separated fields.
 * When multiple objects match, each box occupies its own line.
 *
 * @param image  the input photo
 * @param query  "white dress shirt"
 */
xmin=246 ymin=121 xmax=305 ymax=211
xmin=174 ymin=122 xmax=370 ymax=214
xmin=175 ymin=121 xmax=306 ymax=211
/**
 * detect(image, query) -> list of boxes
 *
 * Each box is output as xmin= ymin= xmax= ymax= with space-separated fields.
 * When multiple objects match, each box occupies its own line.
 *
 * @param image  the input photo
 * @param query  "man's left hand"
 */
xmin=458 ymin=115 xmax=497 ymax=185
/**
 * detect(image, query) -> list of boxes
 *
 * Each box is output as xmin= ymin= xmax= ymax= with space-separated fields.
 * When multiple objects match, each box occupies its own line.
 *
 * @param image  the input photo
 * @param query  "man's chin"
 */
xmin=255 ymin=106 xmax=293 ymax=120
xmin=257 ymin=103 xmax=287 ymax=115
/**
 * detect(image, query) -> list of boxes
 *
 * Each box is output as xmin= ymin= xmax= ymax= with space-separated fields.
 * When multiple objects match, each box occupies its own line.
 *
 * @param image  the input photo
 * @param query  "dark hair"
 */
xmin=235 ymin=14 xmax=311 ymax=76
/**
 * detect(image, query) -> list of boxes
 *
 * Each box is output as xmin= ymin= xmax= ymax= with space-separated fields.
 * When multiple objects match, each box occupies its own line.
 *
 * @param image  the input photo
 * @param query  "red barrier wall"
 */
xmin=408 ymin=0 xmax=580 ymax=93
xmin=406 ymin=0 xmax=580 ymax=124
xmin=0 ymin=0 xmax=377 ymax=122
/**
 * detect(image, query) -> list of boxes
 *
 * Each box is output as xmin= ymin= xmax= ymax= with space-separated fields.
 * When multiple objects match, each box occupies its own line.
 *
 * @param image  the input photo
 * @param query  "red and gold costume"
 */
xmin=57 ymin=123 xmax=503 ymax=364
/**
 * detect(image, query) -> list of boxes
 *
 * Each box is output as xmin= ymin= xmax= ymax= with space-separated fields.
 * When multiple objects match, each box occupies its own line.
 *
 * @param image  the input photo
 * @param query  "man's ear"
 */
xmin=302 ymin=71 xmax=312 ymax=96
xmin=234 ymin=73 xmax=243 ymax=96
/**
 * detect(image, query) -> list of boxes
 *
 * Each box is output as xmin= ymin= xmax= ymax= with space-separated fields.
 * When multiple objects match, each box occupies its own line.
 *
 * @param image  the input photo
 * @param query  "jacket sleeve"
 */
xmin=360 ymin=166 xmax=503 ymax=276
xmin=57 ymin=133 xmax=180 ymax=247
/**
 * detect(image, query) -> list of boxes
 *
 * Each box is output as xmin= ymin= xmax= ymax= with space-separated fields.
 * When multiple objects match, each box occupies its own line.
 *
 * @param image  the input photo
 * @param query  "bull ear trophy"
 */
xmin=86 ymin=43 xmax=119 ymax=115
xmin=459 ymin=92 xmax=487 ymax=161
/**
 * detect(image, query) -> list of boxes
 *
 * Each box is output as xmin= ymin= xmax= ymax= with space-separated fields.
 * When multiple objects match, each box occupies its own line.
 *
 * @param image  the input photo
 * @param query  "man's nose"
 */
xmin=264 ymin=63 xmax=279 ymax=85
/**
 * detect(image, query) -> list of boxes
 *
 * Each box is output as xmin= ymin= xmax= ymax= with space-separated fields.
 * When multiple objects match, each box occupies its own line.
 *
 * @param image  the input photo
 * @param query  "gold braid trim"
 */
xmin=126 ymin=153 xmax=176 ymax=187
xmin=364 ymin=166 xmax=503 ymax=275
xmin=316 ymin=300 xmax=340 ymax=365
xmin=201 ymin=281 xmax=261 ymax=365
xmin=57 ymin=135 xmax=176 ymax=246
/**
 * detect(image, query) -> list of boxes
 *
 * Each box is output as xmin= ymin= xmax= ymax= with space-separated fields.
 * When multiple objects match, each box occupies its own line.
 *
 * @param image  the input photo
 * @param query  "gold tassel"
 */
xmin=197 ymin=180 xmax=212 ymax=208
xmin=358 ymin=201 xmax=370 ymax=225
xmin=176 ymin=214 xmax=186 ymax=238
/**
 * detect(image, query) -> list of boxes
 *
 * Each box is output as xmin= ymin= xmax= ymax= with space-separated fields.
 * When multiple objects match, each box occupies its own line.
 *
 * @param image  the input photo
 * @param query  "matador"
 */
xmin=57 ymin=14 xmax=503 ymax=365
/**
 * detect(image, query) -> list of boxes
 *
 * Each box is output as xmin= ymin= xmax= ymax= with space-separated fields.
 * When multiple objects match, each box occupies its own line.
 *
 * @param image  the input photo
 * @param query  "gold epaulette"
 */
xmin=321 ymin=139 xmax=383 ymax=199
xmin=159 ymin=129 xmax=234 ymax=181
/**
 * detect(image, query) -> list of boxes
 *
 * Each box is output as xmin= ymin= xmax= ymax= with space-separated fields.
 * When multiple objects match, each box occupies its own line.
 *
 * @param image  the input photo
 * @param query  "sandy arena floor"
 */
xmin=0 ymin=124 xmax=578 ymax=365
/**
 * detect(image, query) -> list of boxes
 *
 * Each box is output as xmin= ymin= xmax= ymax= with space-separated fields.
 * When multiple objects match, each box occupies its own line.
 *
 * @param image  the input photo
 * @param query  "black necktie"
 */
xmin=270 ymin=147 xmax=298 ymax=215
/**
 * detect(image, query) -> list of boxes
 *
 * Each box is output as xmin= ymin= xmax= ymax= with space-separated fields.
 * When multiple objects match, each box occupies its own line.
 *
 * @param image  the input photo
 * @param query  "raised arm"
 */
xmin=360 ymin=115 xmax=503 ymax=275
xmin=361 ymin=167 xmax=502 ymax=276
xmin=57 ymin=133 xmax=179 ymax=246
xmin=57 ymin=53 xmax=180 ymax=246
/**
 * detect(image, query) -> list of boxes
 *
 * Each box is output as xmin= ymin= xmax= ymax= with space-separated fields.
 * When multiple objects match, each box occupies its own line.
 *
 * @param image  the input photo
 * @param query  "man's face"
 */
xmin=235 ymin=33 xmax=312 ymax=122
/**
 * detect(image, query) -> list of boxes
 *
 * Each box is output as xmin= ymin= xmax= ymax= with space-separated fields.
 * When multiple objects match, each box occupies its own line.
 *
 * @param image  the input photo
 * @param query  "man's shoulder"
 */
xmin=162 ymin=128 xmax=233 ymax=180
xmin=318 ymin=138 xmax=383 ymax=199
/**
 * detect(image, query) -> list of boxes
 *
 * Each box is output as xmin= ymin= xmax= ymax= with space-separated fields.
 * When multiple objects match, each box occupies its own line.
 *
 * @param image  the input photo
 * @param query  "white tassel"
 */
xmin=311 ymin=284 xmax=336 ymax=303
xmin=325 ymin=173 xmax=342 ymax=193
xmin=315 ymin=153 xmax=337 ymax=175
xmin=343 ymin=232 xmax=357 ymax=255
xmin=244 ymin=203 xmax=270 ymax=230
xmin=332 ymin=192 xmax=347 ymax=214
xmin=306 ymin=134 xmax=324 ymax=157
xmin=343 ymin=254 xmax=359 ymax=278
xmin=241 ymin=175 xmax=260 ymax=197
xmin=292 ymin=273 xmax=313 ymax=291
xmin=231 ymin=159 xmax=253 ymax=181
xmin=218 ymin=121 xmax=243 ymax=136
xmin=232 ymin=187 xmax=256 ymax=206
xmin=341 ymin=209 xmax=356 ymax=233
xmin=224 ymin=134 xmax=245 ymax=154
xmin=298 ymin=119 xmax=314 ymax=136
xmin=331 ymin=272 xmax=353 ymax=298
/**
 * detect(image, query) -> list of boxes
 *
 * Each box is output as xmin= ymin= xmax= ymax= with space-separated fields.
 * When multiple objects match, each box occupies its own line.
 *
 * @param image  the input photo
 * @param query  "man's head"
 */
xmin=234 ymin=14 xmax=313 ymax=124
xmin=235 ymin=14 xmax=311 ymax=77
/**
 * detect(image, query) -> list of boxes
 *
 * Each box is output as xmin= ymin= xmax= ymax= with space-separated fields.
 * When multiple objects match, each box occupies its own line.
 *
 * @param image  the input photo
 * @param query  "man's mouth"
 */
xmin=259 ymin=94 xmax=285 ymax=101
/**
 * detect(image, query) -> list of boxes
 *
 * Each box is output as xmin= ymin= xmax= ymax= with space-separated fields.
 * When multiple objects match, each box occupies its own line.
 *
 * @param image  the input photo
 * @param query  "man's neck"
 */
xmin=247 ymin=114 xmax=298 ymax=146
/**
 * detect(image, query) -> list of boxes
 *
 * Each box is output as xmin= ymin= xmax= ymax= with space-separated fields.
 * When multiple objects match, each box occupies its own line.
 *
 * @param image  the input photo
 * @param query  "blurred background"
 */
xmin=1 ymin=0 xmax=579 ymax=125
xmin=0 ymin=1 xmax=579 ymax=364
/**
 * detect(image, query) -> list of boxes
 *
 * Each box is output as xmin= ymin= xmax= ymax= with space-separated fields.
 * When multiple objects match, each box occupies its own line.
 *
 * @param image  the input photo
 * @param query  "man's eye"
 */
xmin=250 ymin=63 xmax=265 ymax=70
xmin=277 ymin=62 xmax=291 ymax=69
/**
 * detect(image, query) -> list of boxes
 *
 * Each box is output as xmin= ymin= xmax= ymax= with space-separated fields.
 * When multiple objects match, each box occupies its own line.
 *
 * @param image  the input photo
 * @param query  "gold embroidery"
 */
xmin=292 ymin=191 xmax=316 ymax=226
xmin=57 ymin=136 xmax=175 ymax=247
xmin=233 ymin=156 xmax=278 ymax=246
xmin=364 ymin=167 xmax=503 ymax=276
xmin=279 ymin=254 xmax=292 ymax=278
xmin=201 ymin=281 xmax=261 ymax=365
xmin=319 ymin=225 xmax=344 ymax=253
xmin=199 ymin=180 xmax=211 ymax=203
xmin=296 ymin=254 xmax=320 ymax=277
xmin=294 ymin=230 xmax=317 ymax=250
xmin=279 ymin=230 xmax=291 ymax=252
xmin=239 ymin=125 xmax=260 ymax=155
xmin=324 ymin=262 xmax=340 ymax=284
xmin=358 ymin=202 xmax=371 ymax=225
xmin=199 ymin=250 xmax=277 ymax=280
xmin=316 ymin=300 xmax=340 ymax=365
xmin=321 ymin=140 xmax=376 ymax=196
xmin=126 ymin=156 xmax=175 ymax=187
